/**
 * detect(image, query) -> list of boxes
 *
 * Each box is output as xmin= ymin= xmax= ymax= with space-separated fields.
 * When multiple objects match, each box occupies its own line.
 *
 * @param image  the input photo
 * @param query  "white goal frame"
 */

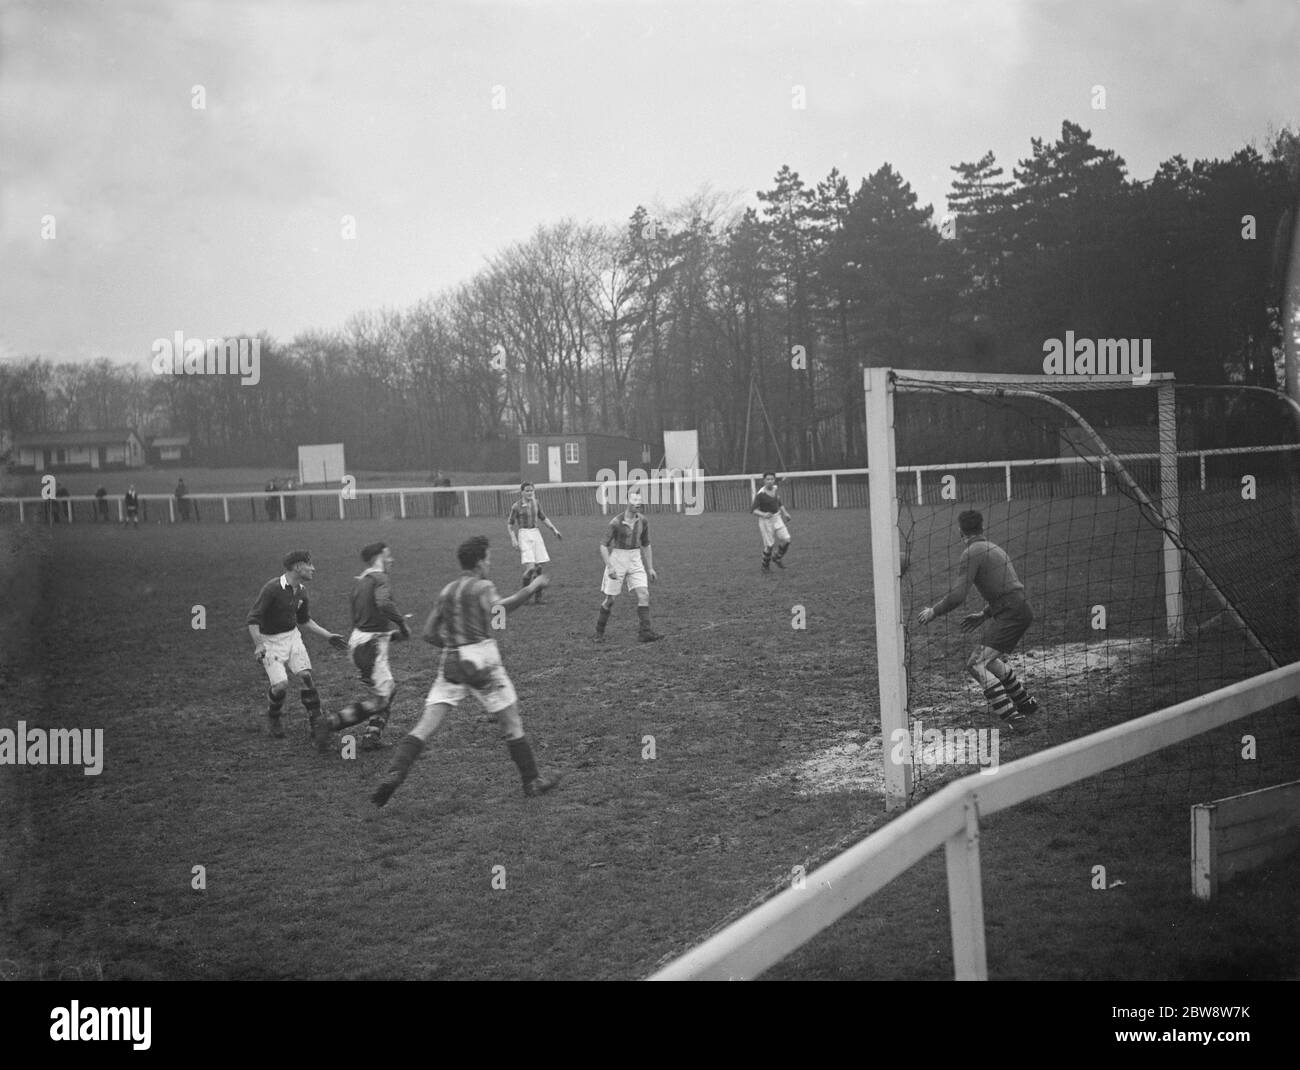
xmin=866 ymin=368 xmax=1191 ymax=810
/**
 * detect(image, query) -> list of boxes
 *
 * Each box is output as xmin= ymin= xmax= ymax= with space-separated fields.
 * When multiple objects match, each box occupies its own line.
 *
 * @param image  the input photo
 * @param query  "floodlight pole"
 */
xmin=864 ymin=366 xmax=911 ymax=810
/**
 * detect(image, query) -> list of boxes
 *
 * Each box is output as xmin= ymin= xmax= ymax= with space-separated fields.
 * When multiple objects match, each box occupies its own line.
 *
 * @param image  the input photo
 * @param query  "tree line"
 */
xmin=4 ymin=120 xmax=1298 ymax=472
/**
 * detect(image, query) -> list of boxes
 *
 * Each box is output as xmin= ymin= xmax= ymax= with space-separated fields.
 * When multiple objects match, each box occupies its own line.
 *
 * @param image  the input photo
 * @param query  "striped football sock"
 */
xmin=1001 ymin=670 xmax=1039 ymax=715
xmin=983 ymin=683 xmax=1016 ymax=720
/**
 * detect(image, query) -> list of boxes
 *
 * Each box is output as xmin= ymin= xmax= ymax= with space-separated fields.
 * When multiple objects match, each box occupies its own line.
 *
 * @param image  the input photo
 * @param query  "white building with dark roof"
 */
xmin=11 ymin=429 xmax=147 ymax=472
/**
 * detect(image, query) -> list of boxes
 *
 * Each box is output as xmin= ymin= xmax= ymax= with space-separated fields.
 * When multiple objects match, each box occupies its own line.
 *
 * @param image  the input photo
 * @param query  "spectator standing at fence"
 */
xmin=284 ymin=476 xmax=298 ymax=520
xmin=433 ymin=470 xmax=453 ymax=517
xmin=265 ymin=478 xmax=280 ymax=521
xmin=175 ymin=478 xmax=192 ymax=522
xmin=124 ymin=484 xmax=140 ymax=528
xmin=55 ymin=483 xmax=71 ymax=523
xmin=95 ymin=485 xmax=109 ymax=522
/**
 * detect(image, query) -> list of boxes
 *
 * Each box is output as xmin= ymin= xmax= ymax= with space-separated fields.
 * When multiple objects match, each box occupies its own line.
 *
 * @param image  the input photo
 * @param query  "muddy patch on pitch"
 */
xmin=769 ymin=638 xmax=1158 ymax=796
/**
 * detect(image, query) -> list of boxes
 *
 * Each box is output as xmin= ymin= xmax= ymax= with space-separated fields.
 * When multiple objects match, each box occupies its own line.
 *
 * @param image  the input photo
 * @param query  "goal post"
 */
xmin=860 ymin=367 xmax=1293 ymax=812
xmin=864 ymin=368 xmax=911 ymax=808
xmin=864 ymin=367 xmax=1188 ymax=810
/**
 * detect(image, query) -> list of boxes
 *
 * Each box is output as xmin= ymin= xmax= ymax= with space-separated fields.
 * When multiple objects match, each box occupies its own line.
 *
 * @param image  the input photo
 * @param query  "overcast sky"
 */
xmin=3 ymin=0 xmax=1297 ymax=365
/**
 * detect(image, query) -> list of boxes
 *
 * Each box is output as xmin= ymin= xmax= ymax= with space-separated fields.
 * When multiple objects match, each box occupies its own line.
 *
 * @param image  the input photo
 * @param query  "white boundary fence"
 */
xmin=3 ymin=442 xmax=1296 ymax=525
xmin=649 ymin=661 xmax=1300 ymax=981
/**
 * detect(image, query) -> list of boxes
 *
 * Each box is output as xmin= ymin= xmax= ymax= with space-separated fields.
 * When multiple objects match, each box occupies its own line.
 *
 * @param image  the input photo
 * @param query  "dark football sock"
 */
xmin=366 ymin=690 xmax=392 ymax=730
xmin=387 ymin=735 xmax=425 ymax=778
xmin=365 ymin=703 xmax=389 ymax=733
xmin=300 ymin=688 xmax=321 ymax=716
xmin=636 ymin=605 xmax=653 ymax=634
xmin=774 ymin=541 xmax=789 ymax=560
xmin=267 ymin=687 xmax=286 ymax=715
xmin=596 ymin=606 xmax=611 ymax=635
xmin=507 ymin=735 xmax=539 ymax=783
xmin=373 ymin=735 xmax=425 ymax=805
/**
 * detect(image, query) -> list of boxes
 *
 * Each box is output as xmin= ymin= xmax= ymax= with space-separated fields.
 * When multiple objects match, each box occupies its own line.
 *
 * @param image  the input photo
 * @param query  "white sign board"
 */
xmin=662 ymin=430 xmax=700 ymax=473
xmin=298 ymin=443 xmax=346 ymax=487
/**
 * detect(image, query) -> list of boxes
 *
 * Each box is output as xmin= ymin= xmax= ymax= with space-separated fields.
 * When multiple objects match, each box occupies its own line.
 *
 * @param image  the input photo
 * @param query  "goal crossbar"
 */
xmin=892 ymin=369 xmax=1175 ymax=387
xmin=891 ymin=372 xmax=1277 ymax=671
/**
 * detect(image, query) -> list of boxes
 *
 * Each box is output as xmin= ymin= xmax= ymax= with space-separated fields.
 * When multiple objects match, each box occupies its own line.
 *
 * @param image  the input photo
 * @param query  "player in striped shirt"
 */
xmin=751 ymin=472 xmax=792 ymax=571
xmin=508 ymin=482 xmax=562 ymax=605
xmin=594 ymin=488 xmax=663 ymax=643
xmin=916 ymin=510 xmax=1041 ymax=727
xmin=371 ymin=535 xmax=558 ymax=807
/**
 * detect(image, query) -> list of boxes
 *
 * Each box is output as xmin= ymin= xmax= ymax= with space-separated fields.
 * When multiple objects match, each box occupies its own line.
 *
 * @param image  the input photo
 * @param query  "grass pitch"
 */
xmin=1 ymin=507 xmax=1297 ymax=980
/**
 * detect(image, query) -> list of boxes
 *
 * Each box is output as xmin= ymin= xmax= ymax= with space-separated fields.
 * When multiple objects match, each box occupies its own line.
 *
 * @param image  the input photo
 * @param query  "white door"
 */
xmin=547 ymin=446 xmax=563 ymax=482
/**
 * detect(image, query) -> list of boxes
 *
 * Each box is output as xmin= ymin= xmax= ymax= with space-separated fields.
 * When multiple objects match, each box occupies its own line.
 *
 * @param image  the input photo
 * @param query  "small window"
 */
xmin=526 ymin=443 xmax=539 ymax=464
xmin=565 ymin=442 xmax=579 ymax=464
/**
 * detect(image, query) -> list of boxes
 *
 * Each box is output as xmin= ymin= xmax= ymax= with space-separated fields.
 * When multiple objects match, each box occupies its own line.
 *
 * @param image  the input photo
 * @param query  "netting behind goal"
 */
xmin=891 ymin=374 xmax=1300 ymax=808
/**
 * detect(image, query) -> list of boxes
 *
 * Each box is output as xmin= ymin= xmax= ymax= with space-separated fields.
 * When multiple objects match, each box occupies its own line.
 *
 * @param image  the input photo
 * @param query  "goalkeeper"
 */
xmin=916 ymin=510 xmax=1040 ymax=726
xmin=247 ymin=549 xmax=351 ymax=749
xmin=371 ymin=535 xmax=559 ymax=807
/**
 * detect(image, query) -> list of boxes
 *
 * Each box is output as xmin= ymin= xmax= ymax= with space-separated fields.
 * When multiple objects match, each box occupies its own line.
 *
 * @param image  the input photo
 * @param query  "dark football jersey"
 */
xmin=247 ymin=577 xmax=311 ymax=635
xmin=351 ymin=569 xmax=404 ymax=632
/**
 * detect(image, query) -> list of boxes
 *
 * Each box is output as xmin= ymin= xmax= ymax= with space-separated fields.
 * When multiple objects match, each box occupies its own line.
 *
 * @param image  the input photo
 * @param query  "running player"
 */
xmin=751 ymin=471 xmax=792 ymax=571
xmin=507 ymin=482 xmax=562 ymax=604
xmin=247 ymin=550 xmax=349 ymax=748
xmin=594 ymin=488 xmax=662 ymax=643
xmin=371 ymin=536 xmax=558 ymax=807
xmin=916 ymin=510 xmax=1040 ymax=726
xmin=319 ymin=541 xmax=409 ymax=751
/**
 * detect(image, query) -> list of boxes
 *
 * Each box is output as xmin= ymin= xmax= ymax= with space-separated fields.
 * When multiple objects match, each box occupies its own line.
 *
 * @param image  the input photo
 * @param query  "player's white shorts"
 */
xmin=516 ymin=527 xmax=550 ymax=566
xmin=424 ymin=638 xmax=518 ymax=714
xmin=259 ymin=629 xmax=311 ymax=687
xmin=348 ymin=629 xmax=394 ymax=697
xmin=601 ymin=548 xmax=648 ymax=595
xmin=757 ymin=514 xmax=790 ymax=549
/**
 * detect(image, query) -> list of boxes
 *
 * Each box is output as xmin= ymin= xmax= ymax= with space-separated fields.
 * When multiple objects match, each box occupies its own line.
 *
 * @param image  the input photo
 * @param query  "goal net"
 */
xmin=867 ymin=368 xmax=1300 ymax=809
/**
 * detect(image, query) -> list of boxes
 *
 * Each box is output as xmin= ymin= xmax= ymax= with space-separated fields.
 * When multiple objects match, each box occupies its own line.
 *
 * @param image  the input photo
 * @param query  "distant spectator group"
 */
xmin=264 ymin=476 xmax=299 ymax=521
xmin=34 ymin=470 xmax=458 ymax=526
xmin=36 ymin=478 xmax=188 ymax=526
xmin=42 ymin=481 xmax=132 ymax=524
xmin=43 ymin=481 xmax=71 ymax=524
